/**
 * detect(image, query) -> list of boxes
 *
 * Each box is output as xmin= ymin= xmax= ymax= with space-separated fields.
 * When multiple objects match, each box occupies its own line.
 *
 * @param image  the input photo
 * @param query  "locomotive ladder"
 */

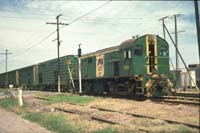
xmin=135 ymin=79 xmax=144 ymax=95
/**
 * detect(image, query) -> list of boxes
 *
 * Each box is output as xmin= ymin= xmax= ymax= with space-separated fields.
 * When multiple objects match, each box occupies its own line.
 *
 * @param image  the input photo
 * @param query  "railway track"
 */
xmin=150 ymin=96 xmax=200 ymax=106
xmin=172 ymin=92 xmax=200 ymax=98
xmin=34 ymin=93 xmax=200 ymax=107
xmin=55 ymin=107 xmax=149 ymax=132
xmin=90 ymin=106 xmax=200 ymax=129
xmin=89 ymin=94 xmax=200 ymax=106
xmin=34 ymin=96 xmax=200 ymax=130
xmin=160 ymin=96 xmax=200 ymax=101
xmin=83 ymin=93 xmax=200 ymax=106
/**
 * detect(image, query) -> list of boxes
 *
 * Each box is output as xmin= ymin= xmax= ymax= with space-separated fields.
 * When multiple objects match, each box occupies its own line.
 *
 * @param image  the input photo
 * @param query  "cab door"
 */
xmin=146 ymin=35 xmax=158 ymax=74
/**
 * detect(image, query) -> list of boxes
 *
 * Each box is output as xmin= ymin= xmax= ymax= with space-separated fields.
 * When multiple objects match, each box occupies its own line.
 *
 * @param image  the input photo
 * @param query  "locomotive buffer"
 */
xmin=46 ymin=14 xmax=68 ymax=93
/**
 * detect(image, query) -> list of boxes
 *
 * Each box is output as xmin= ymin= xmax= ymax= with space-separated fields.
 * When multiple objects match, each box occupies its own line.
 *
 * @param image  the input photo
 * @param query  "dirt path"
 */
xmin=0 ymin=107 xmax=51 ymax=133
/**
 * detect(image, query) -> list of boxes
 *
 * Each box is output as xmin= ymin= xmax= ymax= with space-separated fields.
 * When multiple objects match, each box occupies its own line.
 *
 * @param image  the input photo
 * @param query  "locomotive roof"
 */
xmin=120 ymin=38 xmax=137 ymax=49
xmin=81 ymin=37 xmax=138 ymax=59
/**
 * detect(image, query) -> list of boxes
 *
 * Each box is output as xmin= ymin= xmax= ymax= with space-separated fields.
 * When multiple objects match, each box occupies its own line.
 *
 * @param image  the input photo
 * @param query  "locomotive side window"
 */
xmin=88 ymin=58 xmax=92 ymax=63
xmin=160 ymin=47 xmax=168 ymax=56
xmin=39 ymin=73 xmax=43 ymax=83
xmin=54 ymin=71 xmax=57 ymax=82
xmin=134 ymin=46 xmax=143 ymax=55
xmin=124 ymin=49 xmax=131 ymax=59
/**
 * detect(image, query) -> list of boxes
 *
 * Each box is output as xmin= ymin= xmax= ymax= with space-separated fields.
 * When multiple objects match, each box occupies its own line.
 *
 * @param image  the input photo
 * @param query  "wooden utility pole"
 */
xmin=46 ymin=14 xmax=68 ymax=93
xmin=0 ymin=50 xmax=12 ymax=88
xmin=159 ymin=16 xmax=168 ymax=40
xmin=194 ymin=0 xmax=200 ymax=63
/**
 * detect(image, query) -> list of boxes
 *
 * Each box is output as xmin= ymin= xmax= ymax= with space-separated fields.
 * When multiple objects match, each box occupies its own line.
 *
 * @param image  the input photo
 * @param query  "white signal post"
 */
xmin=78 ymin=44 xmax=82 ymax=93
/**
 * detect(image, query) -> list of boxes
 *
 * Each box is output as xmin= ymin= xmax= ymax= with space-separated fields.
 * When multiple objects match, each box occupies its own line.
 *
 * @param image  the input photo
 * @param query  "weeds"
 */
xmin=0 ymin=98 xmax=28 ymax=114
xmin=24 ymin=112 xmax=78 ymax=133
xmin=44 ymin=94 xmax=96 ymax=105
xmin=92 ymin=127 xmax=118 ymax=133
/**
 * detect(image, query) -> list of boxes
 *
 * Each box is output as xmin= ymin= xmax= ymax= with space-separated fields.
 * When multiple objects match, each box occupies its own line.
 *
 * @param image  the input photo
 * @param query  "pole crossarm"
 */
xmin=159 ymin=16 xmax=169 ymax=40
xmin=158 ymin=16 xmax=168 ymax=21
xmin=46 ymin=22 xmax=69 ymax=26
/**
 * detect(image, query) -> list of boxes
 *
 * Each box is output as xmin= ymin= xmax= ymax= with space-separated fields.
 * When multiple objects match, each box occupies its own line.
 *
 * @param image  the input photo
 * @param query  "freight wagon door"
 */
xmin=114 ymin=61 xmax=119 ymax=76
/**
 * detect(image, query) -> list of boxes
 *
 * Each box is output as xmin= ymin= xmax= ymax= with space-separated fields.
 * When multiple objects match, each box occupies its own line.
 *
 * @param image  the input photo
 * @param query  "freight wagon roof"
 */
xmin=81 ymin=37 xmax=137 ymax=59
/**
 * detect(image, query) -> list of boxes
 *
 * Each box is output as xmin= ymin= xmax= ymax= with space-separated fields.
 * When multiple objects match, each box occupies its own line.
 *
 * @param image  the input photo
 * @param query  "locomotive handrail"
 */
xmin=144 ymin=65 xmax=171 ymax=66
xmin=145 ymin=56 xmax=169 ymax=59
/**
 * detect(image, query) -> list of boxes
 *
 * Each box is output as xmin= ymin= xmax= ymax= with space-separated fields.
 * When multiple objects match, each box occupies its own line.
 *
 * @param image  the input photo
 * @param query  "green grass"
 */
xmin=0 ymin=98 xmax=18 ymax=109
xmin=0 ymin=88 xmax=9 ymax=94
xmin=92 ymin=127 xmax=118 ymax=133
xmin=174 ymin=125 xmax=198 ymax=133
xmin=44 ymin=94 xmax=96 ymax=105
xmin=0 ymin=98 xmax=28 ymax=114
xmin=24 ymin=112 xmax=78 ymax=133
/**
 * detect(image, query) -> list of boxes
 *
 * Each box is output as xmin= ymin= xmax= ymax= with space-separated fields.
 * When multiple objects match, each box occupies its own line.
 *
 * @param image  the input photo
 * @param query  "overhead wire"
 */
xmin=8 ymin=30 xmax=56 ymax=59
xmin=67 ymin=0 xmax=112 ymax=25
xmin=6 ymin=0 xmax=112 ymax=60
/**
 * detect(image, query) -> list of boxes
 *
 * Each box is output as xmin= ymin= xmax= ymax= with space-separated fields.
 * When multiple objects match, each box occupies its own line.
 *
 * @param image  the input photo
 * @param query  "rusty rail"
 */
xmin=91 ymin=106 xmax=200 ymax=129
xmin=55 ymin=107 xmax=149 ymax=132
xmin=150 ymin=97 xmax=200 ymax=106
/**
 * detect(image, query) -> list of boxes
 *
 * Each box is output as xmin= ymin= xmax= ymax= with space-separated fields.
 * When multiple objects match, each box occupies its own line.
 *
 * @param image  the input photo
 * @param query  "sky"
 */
xmin=0 ymin=0 xmax=199 ymax=73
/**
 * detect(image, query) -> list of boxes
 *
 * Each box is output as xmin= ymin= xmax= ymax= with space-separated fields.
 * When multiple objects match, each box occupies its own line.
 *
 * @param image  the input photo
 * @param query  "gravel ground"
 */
xmin=0 ymin=107 xmax=52 ymax=133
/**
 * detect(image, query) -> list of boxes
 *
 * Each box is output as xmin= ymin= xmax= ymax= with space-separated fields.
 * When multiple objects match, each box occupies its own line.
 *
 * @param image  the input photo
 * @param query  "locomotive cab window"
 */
xmin=160 ymin=47 xmax=168 ymax=56
xmin=124 ymin=49 xmax=131 ymax=59
xmin=134 ymin=46 xmax=143 ymax=55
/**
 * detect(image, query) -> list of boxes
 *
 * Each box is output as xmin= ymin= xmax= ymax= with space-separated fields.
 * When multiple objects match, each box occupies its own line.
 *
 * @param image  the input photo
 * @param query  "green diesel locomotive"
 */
xmin=77 ymin=34 xmax=174 ymax=97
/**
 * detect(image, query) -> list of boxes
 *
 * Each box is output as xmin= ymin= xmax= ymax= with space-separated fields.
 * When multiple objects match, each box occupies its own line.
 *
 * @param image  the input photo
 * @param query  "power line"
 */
xmin=67 ymin=0 xmax=112 ymax=25
xmin=4 ymin=0 xmax=112 ymax=61
xmin=9 ymin=30 xmax=56 ymax=59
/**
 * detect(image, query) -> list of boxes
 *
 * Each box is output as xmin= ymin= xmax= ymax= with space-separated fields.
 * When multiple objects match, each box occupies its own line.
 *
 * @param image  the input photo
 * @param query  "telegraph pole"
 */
xmin=46 ymin=14 xmax=68 ymax=93
xmin=0 ymin=50 xmax=12 ymax=88
xmin=78 ymin=44 xmax=82 ymax=93
xmin=159 ymin=16 xmax=168 ymax=40
xmin=194 ymin=0 xmax=200 ymax=63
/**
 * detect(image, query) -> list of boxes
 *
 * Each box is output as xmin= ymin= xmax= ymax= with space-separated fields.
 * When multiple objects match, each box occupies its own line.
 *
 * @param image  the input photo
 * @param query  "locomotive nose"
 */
xmin=152 ymin=80 xmax=171 ymax=97
xmin=145 ymin=74 xmax=173 ymax=97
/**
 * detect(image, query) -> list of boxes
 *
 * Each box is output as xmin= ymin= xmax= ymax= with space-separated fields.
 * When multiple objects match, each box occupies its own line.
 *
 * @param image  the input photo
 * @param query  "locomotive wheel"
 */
xmin=83 ymin=81 xmax=93 ymax=93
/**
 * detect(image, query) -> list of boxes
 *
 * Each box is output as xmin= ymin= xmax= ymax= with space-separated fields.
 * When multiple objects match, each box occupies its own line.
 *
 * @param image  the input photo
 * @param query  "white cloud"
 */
xmin=0 ymin=1 xmax=199 ymax=73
